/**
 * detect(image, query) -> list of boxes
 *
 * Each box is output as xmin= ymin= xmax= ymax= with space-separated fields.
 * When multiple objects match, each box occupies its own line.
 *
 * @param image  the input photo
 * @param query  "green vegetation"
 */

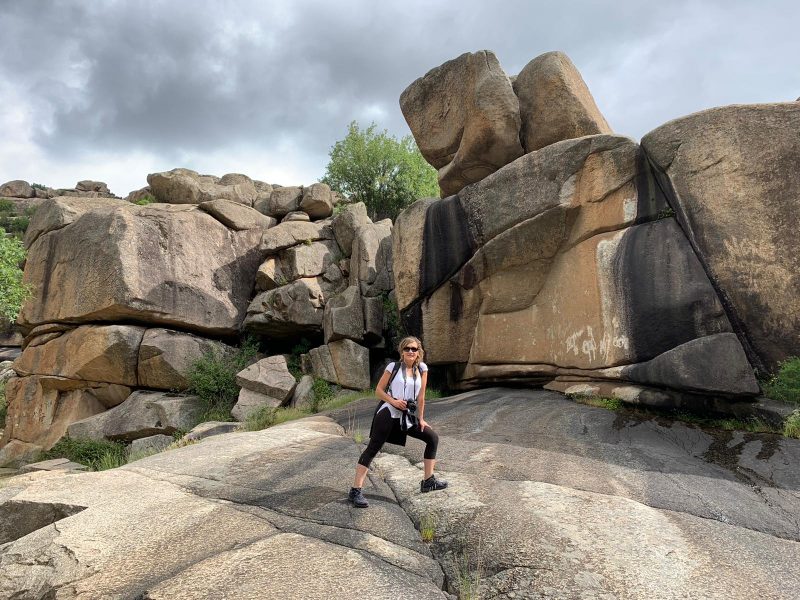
xmin=569 ymin=394 xmax=623 ymax=411
xmin=783 ymin=411 xmax=800 ymax=439
xmin=311 ymin=377 xmax=334 ymax=411
xmin=381 ymin=292 xmax=406 ymax=350
xmin=186 ymin=336 xmax=259 ymax=422
xmin=454 ymin=540 xmax=485 ymax=600
xmin=419 ymin=514 xmax=436 ymax=543
xmin=31 ymin=183 xmax=48 ymax=191
xmin=134 ymin=193 xmax=156 ymax=206
xmin=41 ymin=437 xmax=127 ymax=471
xmin=0 ymin=199 xmax=13 ymax=214
xmin=762 ymin=357 xmax=800 ymax=405
xmin=243 ymin=406 xmax=310 ymax=431
xmin=322 ymin=121 xmax=439 ymax=221
xmin=656 ymin=206 xmax=676 ymax=219
xmin=286 ymin=338 xmax=312 ymax=381
xmin=0 ymin=228 xmax=30 ymax=321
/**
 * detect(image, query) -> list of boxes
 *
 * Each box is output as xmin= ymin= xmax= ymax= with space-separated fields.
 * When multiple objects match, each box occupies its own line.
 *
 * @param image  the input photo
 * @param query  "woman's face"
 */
xmin=401 ymin=341 xmax=420 ymax=364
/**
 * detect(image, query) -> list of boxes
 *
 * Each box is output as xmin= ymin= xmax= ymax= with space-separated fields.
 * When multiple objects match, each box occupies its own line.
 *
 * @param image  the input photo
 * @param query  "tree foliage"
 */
xmin=0 ymin=228 xmax=29 ymax=321
xmin=322 ymin=121 xmax=439 ymax=221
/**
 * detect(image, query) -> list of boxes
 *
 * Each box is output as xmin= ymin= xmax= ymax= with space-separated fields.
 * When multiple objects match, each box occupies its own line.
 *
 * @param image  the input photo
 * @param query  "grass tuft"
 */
xmin=420 ymin=514 xmax=436 ymax=543
xmin=0 ymin=380 xmax=7 ymax=428
xmin=570 ymin=394 xmax=623 ymax=411
xmin=784 ymin=411 xmax=800 ymax=439
xmin=41 ymin=437 xmax=127 ymax=471
xmin=762 ymin=357 xmax=800 ymax=405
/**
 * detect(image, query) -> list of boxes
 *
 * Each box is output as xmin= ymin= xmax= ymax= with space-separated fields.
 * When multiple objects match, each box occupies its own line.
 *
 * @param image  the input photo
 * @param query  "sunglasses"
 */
xmin=403 ymin=347 xmax=419 ymax=353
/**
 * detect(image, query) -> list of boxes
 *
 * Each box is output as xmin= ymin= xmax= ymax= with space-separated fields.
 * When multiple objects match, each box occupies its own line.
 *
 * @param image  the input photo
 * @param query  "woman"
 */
xmin=348 ymin=336 xmax=447 ymax=508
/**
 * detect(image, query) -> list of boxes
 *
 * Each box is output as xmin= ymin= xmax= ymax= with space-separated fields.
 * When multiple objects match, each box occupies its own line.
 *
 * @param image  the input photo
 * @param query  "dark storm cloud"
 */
xmin=1 ymin=0 xmax=798 ymax=190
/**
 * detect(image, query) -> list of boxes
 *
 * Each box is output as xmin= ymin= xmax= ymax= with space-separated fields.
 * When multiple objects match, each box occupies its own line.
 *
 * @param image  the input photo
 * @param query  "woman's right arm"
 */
xmin=375 ymin=369 xmax=405 ymax=409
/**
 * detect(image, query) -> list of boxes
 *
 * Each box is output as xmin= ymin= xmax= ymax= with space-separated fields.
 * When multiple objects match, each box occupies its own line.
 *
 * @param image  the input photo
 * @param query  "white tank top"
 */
xmin=378 ymin=361 xmax=428 ymax=420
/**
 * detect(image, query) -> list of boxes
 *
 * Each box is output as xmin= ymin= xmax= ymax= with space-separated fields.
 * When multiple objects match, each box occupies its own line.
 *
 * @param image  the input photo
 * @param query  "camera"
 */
xmin=406 ymin=399 xmax=418 ymax=413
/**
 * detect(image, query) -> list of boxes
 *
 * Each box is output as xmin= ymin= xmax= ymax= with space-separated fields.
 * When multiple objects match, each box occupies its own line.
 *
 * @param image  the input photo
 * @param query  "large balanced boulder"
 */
xmin=19 ymin=200 xmax=265 ymax=336
xmin=513 ymin=51 xmax=612 ymax=152
xmin=642 ymin=103 xmax=800 ymax=371
xmin=300 ymin=183 xmax=334 ymax=219
xmin=400 ymin=50 xmax=523 ymax=197
xmin=0 ymin=180 xmax=34 ymax=198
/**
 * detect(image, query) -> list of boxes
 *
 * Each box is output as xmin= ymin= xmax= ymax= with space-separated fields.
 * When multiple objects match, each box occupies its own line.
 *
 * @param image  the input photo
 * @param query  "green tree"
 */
xmin=0 ymin=228 xmax=29 ymax=321
xmin=322 ymin=121 xmax=439 ymax=221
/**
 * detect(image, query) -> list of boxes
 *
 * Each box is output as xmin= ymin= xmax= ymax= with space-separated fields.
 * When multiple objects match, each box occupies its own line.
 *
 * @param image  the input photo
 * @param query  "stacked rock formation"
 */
xmin=0 ymin=169 xmax=395 ymax=466
xmin=395 ymin=49 xmax=799 ymax=405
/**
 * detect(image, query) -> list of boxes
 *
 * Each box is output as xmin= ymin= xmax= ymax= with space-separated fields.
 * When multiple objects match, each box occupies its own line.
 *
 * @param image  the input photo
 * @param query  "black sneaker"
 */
xmin=420 ymin=475 xmax=448 ymax=493
xmin=348 ymin=487 xmax=369 ymax=508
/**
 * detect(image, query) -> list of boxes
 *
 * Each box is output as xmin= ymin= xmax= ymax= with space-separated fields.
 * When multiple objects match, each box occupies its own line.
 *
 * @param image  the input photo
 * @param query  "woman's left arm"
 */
xmin=418 ymin=369 xmax=428 ymax=429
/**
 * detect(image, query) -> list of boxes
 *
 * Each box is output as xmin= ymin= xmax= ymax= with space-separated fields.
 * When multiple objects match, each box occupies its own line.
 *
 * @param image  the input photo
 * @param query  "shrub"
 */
xmin=287 ymin=338 xmax=312 ymax=381
xmin=31 ymin=183 xmax=47 ymax=191
xmin=382 ymin=292 xmax=406 ymax=351
xmin=784 ymin=411 xmax=800 ymax=439
xmin=0 ymin=199 xmax=14 ymax=215
xmin=0 ymin=228 xmax=30 ymax=321
xmin=762 ymin=357 xmax=800 ymax=405
xmin=41 ymin=437 xmax=127 ymax=471
xmin=311 ymin=377 xmax=334 ymax=411
xmin=186 ymin=336 xmax=259 ymax=421
xmin=134 ymin=194 xmax=156 ymax=206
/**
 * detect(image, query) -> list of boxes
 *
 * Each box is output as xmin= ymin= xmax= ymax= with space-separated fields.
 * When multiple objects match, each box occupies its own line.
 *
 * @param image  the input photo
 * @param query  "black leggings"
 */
xmin=358 ymin=407 xmax=439 ymax=467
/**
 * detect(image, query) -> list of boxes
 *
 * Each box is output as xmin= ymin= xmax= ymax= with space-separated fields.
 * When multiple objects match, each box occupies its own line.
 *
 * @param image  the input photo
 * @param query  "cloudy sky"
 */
xmin=1 ymin=0 xmax=798 ymax=197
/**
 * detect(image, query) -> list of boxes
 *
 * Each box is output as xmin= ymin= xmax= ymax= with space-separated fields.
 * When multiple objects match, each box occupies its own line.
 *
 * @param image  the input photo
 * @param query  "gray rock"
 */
xmin=331 ymin=202 xmax=371 ymax=256
xmin=255 ymin=256 xmax=286 ymax=291
xmin=138 ymin=328 xmax=235 ymax=391
xmin=350 ymin=220 xmax=393 ymax=297
xmin=308 ymin=345 xmax=337 ymax=383
xmin=260 ymin=220 xmax=335 ymax=254
xmin=129 ymin=434 xmax=173 ymax=455
xmin=400 ymin=50 xmax=523 ymax=196
xmin=199 ymin=199 xmax=277 ymax=230
xmin=0 ymin=418 xmax=445 ymax=598
xmin=183 ymin=421 xmax=241 ymax=441
xmin=19 ymin=458 xmax=88 ymax=474
xmin=281 ymin=210 xmax=310 ymax=222
xmin=0 ymin=180 xmax=34 ymax=198
xmin=290 ymin=375 xmax=315 ymax=411
xmin=268 ymin=186 xmax=303 ymax=217
xmin=281 ymin=239 xmax=341 ymax=281
xmin=300 ymin=183 xmax=334 ymax=219
xmin=67 ymin=391 xmax=205 ymax=442
xmin=75 ymin=180 xmax=111 ymax=194
xmin=328 ymin=339 xmax=370 ymax=390
xmin=623 ymin=333 xmax=759 ymax=396
xmin=362 ymin=295 xmax=385 ymax=345
xmin=513 ymin=51 xmax=612 ymax=152
xmin=147 ymin=168 xmax=257 ymax=206
xmin=235 ymin=355 xmax=296 ymax=401
xmin=244 ymin=276 xmax=346 ymax=338
xmin=642 ymin=103 xmax=800 ymax=371
xmin=231 ymin=388 xmax=282 ymax=421
xmin=323 ymin=285 xmax=364 ymax=343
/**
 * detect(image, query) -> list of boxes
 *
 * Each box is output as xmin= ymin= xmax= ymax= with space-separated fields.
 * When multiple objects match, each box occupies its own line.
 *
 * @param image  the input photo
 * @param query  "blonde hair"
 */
xmin=398 ymin=336 xmax=424 ymax=371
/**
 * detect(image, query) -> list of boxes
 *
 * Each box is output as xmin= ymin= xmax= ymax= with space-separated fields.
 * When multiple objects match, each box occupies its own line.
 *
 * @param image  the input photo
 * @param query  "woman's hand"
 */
xmin=392 ymin=397 xmax=407 ymax=410
xmin=419 ymin=418 xmax=429 ymax=431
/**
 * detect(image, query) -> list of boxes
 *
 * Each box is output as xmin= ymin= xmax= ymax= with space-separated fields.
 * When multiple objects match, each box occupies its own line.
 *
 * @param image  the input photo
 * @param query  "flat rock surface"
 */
xmin=2 ymin=389 xmax=798 ymax=599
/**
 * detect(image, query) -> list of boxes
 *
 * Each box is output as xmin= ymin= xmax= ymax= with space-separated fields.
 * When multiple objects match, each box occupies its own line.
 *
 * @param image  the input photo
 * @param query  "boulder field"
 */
xmin=1 ymin=390 xmax=798 ymax=599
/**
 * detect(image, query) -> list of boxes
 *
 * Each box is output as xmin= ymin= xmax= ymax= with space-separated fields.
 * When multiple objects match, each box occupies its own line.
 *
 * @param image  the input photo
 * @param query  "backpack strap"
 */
xmin=384 ymin=361 xmax=403 ymax=396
